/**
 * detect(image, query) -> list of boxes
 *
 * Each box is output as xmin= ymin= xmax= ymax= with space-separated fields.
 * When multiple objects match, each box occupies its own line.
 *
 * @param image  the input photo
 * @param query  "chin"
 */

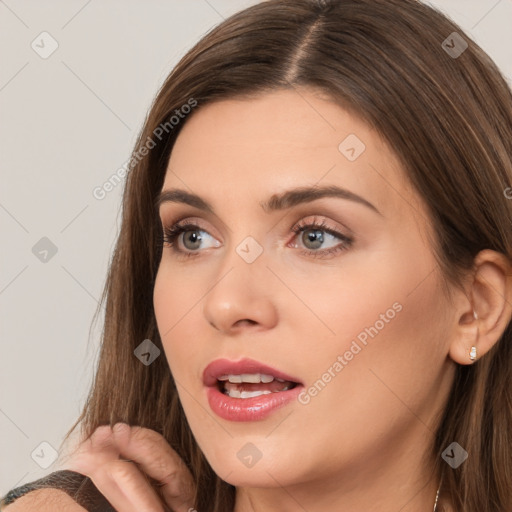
xmin=196 ymin=439 xmax=307 ymax=488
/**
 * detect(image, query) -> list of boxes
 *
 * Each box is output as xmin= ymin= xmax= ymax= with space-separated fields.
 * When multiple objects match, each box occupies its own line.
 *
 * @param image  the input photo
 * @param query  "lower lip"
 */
xmin=206 ymin=384 xmax=303 ymax=421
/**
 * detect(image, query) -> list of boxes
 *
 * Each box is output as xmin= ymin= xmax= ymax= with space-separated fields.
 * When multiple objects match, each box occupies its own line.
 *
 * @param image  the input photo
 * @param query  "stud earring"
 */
xmin=469 ymin=346 xmax=477 ymax=361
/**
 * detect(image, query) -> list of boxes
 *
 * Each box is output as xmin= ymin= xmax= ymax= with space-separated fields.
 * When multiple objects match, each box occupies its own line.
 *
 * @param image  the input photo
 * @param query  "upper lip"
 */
xmin=203 ymin=357 xmax=303 ymax=387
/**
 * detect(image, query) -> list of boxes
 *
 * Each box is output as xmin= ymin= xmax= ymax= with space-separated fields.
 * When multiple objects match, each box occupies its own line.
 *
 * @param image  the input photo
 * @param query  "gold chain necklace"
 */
xmin=433 ymin=483 xmax=441 ymax=511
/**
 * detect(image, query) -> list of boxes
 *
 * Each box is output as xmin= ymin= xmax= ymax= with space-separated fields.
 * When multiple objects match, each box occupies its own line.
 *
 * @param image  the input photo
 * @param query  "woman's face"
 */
xmin=153 ymin=88 xmax=456 ymax=499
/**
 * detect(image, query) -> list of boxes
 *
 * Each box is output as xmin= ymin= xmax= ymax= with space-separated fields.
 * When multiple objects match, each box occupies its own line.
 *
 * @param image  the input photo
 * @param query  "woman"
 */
xmin=2 ymin=0 xmax=512 ymax=510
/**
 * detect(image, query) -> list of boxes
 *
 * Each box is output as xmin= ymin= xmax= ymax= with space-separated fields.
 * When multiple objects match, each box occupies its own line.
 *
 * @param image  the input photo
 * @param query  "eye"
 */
xmin=158 ymin=216 xmax=354 ymax=260
xmin=289 ymin=216 xmax=353 ymax=259
xmin=159 ymin=220 xmax=220 ymax=258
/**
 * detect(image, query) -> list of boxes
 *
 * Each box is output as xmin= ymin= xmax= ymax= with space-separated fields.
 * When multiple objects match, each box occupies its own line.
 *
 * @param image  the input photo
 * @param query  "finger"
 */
xmin=90 ymin=459 xmax=167 ymax=512
xmin=65 ymin=425 xmax=120 ymax=475
xmin=112 ymin=423 xmax=196 ymax=512
xmin=112 ymin=424 xmax=195 ymax=512
xmin=63 ymin=426 xmax=168 ymax=511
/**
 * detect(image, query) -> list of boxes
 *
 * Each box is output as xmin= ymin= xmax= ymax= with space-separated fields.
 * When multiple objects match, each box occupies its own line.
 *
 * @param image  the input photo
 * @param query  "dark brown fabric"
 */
xmin=0 ymin=470 xmax=115 ymax=511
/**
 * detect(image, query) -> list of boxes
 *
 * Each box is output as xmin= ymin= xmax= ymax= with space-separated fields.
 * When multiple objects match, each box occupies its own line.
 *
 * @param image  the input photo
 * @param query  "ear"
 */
xmin=449 ymin=249 xmax=512 ymax=365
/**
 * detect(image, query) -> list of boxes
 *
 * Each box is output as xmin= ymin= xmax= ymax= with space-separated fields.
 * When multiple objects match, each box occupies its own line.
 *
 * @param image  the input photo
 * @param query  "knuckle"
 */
xmin=156 ymin=454 xmax=181 ymax=476
xmin=106 ymin=459 xmax=136 ymax=482
xmin=132 ymin=425 xmax=156 ymax=441
xmin=160 ymin=469 xmax=179 ymax=487
xmin=122 ymin=425 xmax=163 ymax=449
xmin=89 ymin=425 xmax=114 ymax=446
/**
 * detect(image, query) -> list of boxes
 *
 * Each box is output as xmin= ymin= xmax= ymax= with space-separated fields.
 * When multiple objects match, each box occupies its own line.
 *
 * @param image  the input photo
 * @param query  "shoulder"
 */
xmin=1 ymin=488 xmax=87 ymax=511
xmin=0 ymin=470 xmax=114 ymax=512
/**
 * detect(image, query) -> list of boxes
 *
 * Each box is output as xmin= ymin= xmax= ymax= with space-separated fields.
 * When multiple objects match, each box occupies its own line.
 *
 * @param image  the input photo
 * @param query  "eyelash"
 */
xmin=158 ymin=217 xmax=354 ymax=260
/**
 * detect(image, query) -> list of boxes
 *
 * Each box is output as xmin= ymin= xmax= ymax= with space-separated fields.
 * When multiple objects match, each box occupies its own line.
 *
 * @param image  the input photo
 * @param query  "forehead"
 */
xmin=163 ymin=88 xmax=425 ymax=221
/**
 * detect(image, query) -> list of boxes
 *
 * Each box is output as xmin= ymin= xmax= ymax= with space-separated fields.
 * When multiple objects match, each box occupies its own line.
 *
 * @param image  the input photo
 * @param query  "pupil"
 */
xmin=184 ymin=231 xmax=202 ymax=250
xmin=304 ymin=229 xmax=323 ymax=249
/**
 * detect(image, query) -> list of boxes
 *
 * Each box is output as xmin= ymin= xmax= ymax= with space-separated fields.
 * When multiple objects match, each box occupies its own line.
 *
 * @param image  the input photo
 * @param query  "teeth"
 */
xmin=225 ymin=389 xmax=273 ymax=398
xmin=241 ymin=390 xmax=272 ymax=398
xmin=240 ymin=374 xmax=260 ymax=383
xmin=222 ymin=383 xmax=294 ymax=398
xmin=218 ymin=373 xmax=276 ymax=384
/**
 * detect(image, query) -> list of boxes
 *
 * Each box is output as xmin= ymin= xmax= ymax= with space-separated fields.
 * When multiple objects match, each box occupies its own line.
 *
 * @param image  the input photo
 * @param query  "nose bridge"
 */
xmin=202 ymin=231 xmax=278 ymax=332
xmin=216 ymin=217 xmax=268 ymax=276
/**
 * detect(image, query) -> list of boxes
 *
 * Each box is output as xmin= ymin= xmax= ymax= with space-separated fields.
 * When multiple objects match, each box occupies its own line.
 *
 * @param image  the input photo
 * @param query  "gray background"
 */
xmin=1 ymin=0 xmax=511 ymax=495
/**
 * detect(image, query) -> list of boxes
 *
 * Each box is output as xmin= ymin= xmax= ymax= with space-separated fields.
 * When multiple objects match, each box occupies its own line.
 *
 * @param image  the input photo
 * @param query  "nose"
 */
xmin=202 ymin=245 xmax=279 ymax=334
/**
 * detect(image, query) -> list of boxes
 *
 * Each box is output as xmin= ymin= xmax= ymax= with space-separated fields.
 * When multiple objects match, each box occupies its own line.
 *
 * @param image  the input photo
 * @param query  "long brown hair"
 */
xmin=62 ymin=0 xmax=512 ymax=510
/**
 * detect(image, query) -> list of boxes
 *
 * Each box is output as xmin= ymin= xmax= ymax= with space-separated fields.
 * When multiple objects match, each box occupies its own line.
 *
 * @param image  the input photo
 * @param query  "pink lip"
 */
xmin=202 ymin=357 xmax=302 ymax=387
xmin=203 ymin=358 xmax=303 ymax=422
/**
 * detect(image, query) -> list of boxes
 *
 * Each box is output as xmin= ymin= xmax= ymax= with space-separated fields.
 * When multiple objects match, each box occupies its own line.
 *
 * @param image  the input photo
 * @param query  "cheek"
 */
xmin=153 ymin=259 xmax=207 ymax=326
xmin=302 ymin=264 xmax=447 ymax=434
xmin=153 ymin=265 xmax=199 ymax=364
xmin=274 ymin=253 xmax=408 ymax=352
xmin=292 ymin=233 xmax=446 ymax=401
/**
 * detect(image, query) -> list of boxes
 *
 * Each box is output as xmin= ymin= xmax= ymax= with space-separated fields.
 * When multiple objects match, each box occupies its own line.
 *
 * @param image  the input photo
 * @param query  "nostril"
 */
xmin=235 ymin=319 xmax=257 ymax=327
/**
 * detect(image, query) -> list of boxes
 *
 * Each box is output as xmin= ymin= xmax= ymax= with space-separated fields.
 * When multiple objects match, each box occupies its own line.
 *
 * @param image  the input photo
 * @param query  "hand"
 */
xmin=64 ymin=423 xmax=196 ymax=512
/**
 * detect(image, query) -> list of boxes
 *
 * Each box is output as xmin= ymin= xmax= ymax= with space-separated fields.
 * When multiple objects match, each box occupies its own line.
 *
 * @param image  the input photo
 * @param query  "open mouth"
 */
xmin=203 ymin=358 xmax=303 ymax=421
xmin=216 ymin=373 xmax=299 ymax=398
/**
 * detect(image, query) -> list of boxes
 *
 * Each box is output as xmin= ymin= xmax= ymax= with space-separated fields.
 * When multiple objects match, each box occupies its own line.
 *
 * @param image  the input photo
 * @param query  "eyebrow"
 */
xmin=156 ymin=185 xmax=382 ymax=216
